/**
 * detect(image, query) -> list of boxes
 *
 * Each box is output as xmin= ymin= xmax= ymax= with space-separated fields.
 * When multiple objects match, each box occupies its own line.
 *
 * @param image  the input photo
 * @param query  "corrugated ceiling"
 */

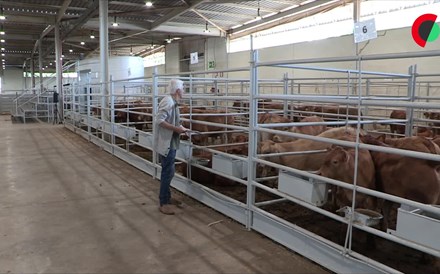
xmin=0 ymin=0 xmax=347 ymax=70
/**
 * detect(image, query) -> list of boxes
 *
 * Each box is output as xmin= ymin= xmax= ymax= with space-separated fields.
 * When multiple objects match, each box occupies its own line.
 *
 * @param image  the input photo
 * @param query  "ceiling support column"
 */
xmin=38 ymin=40 xmax=43 ymax=93
xmin=55 ymin=22 xmax=63 ymax=121
xmin=30 ymin=57 xmax=36 ymax=93
xmin=99 ymin=0 xmax=109 ymax=122
xmin=353 ymin=0 xmax=361 ymax=23
xmin=23 ymin=60 xmax=27 ymax=91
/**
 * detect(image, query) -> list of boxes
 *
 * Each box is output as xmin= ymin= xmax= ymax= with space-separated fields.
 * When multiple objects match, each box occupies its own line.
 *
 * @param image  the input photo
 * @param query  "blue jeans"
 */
xmin=159 ymin=149 xmax=176 ymax=206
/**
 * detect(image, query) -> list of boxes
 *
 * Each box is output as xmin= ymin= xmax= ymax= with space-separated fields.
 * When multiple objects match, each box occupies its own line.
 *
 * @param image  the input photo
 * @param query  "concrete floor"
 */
xmin=0 ymin=115 xmax=331 ymax=274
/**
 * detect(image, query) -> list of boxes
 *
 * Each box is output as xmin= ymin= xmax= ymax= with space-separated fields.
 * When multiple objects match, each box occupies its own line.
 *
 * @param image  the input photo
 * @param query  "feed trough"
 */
xmin=388 ymin=205 xmax=440 ymax=251
xmin=278 ymin=170 xmax=327 ymax=207
xmin=337 ymin=206 xmax=383 ymax=226
xmin=212 ymin=154 xmax=248 ymax=179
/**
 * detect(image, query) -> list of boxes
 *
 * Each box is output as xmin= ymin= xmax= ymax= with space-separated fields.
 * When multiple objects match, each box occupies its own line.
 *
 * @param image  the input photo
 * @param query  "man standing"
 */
xmin=154 ymin=79 xmax=188 ymax=215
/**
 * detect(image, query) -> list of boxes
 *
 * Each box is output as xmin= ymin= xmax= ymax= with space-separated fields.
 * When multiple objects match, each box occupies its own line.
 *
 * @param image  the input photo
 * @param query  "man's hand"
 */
xmin=176 ymin=125 xmax=188 ymax=134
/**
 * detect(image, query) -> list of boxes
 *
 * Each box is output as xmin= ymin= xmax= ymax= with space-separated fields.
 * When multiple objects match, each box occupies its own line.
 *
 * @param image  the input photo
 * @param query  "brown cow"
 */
xmin=272 ymin=116 xmax=327 ymax=142
xmin=90 ymin=101 xmax=153 ymax=130
xmin=417 ymin=126 xmax=434 ymax=137
xmin=114 ymin=101 xmax=152 ymax=130
xmin=232 ymin=99 xmax=273 ymax=110
xmin=424 ymin=111 xmax=440 ymax=135
xmin=294 ymin=104 xmax=363 ymax=126
xmin=360 ymin=135 xmax=440 ymax=229
xmin=376 ymin=135 xmax=440 ymax=155
xmin=387 ymin=109 xmax=433 ymax=138
xmin=318 ymin=144 xmax=376 ymax=210
xmin=258 ymin=112 xmax=291 ymax=142
xmin=433 ymin=135 xmax=440 ymax=147
xmin=232 ymin=99 xmax=288 ymax=114
xmin=258 ymin=127 xmax=360 ymax=172
xmin=180 ymin=108 xmax=235 ymax=145
xmin=388 ymin=109 xmax=407 ymax=137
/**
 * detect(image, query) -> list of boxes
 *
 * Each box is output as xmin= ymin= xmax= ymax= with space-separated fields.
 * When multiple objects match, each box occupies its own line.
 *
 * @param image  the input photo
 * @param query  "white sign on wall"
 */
xmin=353 ymin=18 xmax=377 ymax=43
xmin=190 ymin=52 xmax=198 ymax=64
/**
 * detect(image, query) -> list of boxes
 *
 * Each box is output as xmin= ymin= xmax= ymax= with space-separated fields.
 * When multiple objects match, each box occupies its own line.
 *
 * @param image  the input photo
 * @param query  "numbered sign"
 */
xmin=353 ymin=18 xmax=377 ymax=43
xmin=190 ymin=52 xmax=198 ymax=64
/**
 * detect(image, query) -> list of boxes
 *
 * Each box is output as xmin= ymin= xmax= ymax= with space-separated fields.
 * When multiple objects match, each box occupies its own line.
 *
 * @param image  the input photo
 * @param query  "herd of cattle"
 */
xmin=91 ymin=100 xmax=440 ymax=230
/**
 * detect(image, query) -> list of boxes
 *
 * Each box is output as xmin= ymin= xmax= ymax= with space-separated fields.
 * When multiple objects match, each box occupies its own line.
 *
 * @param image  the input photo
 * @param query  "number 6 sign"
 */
xmin=354 ymin=18 xmax=377 ymax=43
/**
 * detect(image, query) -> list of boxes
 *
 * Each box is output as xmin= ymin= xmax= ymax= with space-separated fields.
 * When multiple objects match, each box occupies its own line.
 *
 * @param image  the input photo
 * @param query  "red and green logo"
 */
xmin=412 ymin=13 xmax=440 ymax=47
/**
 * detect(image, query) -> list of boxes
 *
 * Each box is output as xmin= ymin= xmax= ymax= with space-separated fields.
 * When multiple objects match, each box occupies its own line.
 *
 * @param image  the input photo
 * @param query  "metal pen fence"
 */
xmin=63 ymin=49 xmax=440 ymax=274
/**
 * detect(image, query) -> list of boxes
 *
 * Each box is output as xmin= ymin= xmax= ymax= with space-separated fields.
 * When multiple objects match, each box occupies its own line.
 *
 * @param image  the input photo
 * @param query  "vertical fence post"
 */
xmin=152 ymin=67 xmax=159 ymax=179
xmin=246 ymin=48 xmax=258 ymax=230
xmin=406 ymin=65 xmax=417 ymax=137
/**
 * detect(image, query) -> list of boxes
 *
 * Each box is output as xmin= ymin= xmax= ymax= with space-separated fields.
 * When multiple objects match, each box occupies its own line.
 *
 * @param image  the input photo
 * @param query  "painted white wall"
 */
xmin=77 ymin=55 xmax=145 ymax=96
xmin=144 ymin=65 xmax=165 ymax=77
xmin=205 ymin=37 xmax=227 ymax=71
xmin=78 ymin=56 xmax=144 ymax=83
xmin=165 ymin=43 xmax=180 ymax=74
xmin=228 ymin=26 xmax=440 ymax=79
xmin=2 ymin=68 xmax=24 ymax=92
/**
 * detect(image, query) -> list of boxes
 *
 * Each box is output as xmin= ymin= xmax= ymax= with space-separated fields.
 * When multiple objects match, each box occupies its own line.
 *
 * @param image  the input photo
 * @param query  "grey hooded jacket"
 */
xmin=154 ymin=95 xmax=180 ymax=156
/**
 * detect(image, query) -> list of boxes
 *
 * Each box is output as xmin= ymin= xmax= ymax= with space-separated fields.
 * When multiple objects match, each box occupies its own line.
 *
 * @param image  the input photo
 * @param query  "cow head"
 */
xmin=257 ymin=140 xmax=280 ymax=179
xmin=319 ymin=146 xmax=349 ymax=179
xmin=258 ymin=140 xmax=277 ymax=154
xmin=231 ymin=134 xmax=248 ymax=143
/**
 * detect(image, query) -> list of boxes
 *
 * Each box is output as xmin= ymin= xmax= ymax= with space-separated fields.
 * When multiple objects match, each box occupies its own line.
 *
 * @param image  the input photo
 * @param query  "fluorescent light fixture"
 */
xmin=112 ymin=17 xmax=119 ymax=27
xmin=1 ymin=47 xmax=4 ymax=50
xmin=0 ymin=8 xmax=5 ymax=20
xmin=69 ymin=49 xmax=73 ymax=53
xmin=90 ymin=34 xmax=95 ymax=39
xmin=0 ymin=31 xmax=4 ymax=35
xmin=0 ymin=39 xmax=5 ymax=43
xmin=80 ymin=41 xmax=85 ymax=45
xmin=145 ymin=1 xmax=153 ymax=7
xmin=255 ymin=8 xmax=262 ymax=20
xmin=203 ymin=21 xmax=210 ymax=33
xmin=255 ymin=0 xmax=262 ymax=20
xmin=300 ymin=0 xmax=315 ymax=5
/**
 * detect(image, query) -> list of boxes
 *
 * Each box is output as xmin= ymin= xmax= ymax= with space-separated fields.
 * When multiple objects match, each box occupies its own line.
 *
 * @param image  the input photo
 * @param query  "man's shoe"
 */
xmin=159 ymin=204 xmax=175 ymax=215
xmin=170 ymin=197 xmax=183 ymax=208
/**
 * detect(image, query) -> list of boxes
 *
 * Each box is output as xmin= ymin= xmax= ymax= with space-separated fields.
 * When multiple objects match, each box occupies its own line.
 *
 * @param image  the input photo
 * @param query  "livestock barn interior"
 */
xmin=1 ymin=0 xmax=440 ymax=273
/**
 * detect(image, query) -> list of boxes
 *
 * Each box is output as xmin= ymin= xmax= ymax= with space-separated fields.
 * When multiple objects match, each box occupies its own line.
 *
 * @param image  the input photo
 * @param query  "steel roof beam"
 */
xmin=228 ymin=0 xmax=349 ymax=37
xmin=3 ymin=34 xmax=39 ymax=41
xmin=3 ymin=14 xmax=56 ymax=25
xmin=150 ymin=0 xmax=207 ymax=29
xmin=202 ymin=0 xmax=255 ymax=3
xmin=0 ymin=1 xmax=58 ymax=9
xmin=107 ymin=0 xmax=208 ymax=43
xmin=40 ymin=0 xmax=99 ymax=59
xmin=30 ymin=0 xmax=72 ymax=57
xmin=61 ymin=0 xmax=100 ymax=40
xmin=56 ymin=0 xmax=72 ymax=23
xmin=190 ymin=9 xmax=226 ymax=35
